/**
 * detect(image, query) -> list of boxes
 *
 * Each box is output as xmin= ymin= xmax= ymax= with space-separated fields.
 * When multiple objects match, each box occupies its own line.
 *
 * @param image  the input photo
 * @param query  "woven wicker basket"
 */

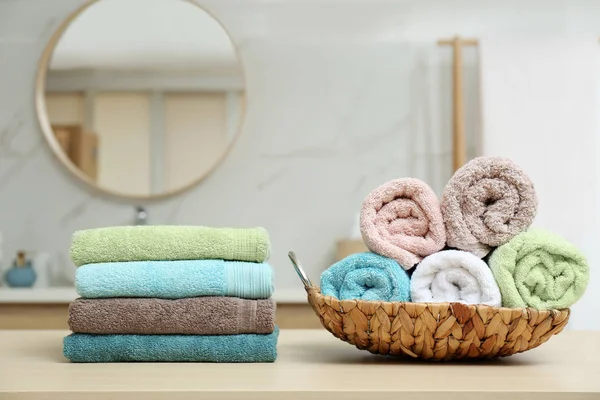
xmin=289 ymin=252 xmax=570 ymax=360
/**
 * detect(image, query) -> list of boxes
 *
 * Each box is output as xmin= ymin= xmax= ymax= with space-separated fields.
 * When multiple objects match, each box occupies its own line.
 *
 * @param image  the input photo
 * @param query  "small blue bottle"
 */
xmin=5 ymin=251 xmax=36 ymax=288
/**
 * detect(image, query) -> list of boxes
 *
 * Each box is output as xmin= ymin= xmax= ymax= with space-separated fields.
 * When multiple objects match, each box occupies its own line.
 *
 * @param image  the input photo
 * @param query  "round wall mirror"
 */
xmin=36 ymin=0 xmax=245 ymax=199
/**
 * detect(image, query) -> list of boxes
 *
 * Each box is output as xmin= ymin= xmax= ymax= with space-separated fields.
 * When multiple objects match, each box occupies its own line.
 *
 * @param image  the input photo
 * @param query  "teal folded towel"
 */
xmin=70 ymin=226 xmax=270 ymax=266
xmin=320 ymin=252 xmax=410 ymax=301
xmin=64 ymin=328 xmax=279 ymax=363
xmin=76 ymin=260 xmax=273 ymax=299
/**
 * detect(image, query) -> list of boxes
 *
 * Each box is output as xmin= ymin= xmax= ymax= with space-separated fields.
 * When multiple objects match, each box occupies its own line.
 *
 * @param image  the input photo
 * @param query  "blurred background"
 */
xmin=0 ymin=0 xmax=598 ymax=329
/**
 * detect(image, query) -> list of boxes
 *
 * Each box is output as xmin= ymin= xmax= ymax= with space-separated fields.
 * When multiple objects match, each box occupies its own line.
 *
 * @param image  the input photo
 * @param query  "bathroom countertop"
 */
xmin=0 ymin=329 xmax=598 ymax=399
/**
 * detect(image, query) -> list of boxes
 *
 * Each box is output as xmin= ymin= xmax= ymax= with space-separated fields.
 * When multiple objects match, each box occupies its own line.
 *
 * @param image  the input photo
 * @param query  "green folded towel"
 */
xmin=70 ymin=226 xmax=270 ymax=266
xmin=488 ymin=229 xmax=589 ymax=310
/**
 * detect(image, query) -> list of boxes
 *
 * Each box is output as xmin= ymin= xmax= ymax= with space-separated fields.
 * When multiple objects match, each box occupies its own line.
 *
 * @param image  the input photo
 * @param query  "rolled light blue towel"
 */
xmin=64 ymin=328 xmax=279 ymax=363
xmin=320 ymin=252 xmax=410 ymax=301
xmin=76 ymin=260 xmax=273 ymax=299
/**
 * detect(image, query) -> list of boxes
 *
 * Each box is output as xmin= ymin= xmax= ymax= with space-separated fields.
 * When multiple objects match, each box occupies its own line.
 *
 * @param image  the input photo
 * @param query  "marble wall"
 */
xmin=1 ymin=0 xmax=600 ymax=320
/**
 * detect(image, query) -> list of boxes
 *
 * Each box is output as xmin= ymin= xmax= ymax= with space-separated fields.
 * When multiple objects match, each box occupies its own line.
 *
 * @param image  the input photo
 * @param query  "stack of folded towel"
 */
xmin=63 ymin=226 xmax=278 ymax=363
xmin=321 ymin=156 xmax=590 ymax=311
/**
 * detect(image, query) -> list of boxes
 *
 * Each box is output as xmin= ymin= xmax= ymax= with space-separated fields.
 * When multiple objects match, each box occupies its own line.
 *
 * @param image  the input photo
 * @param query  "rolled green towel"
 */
xmin=488 ymin=229 xmax=589 ymax=310
xmin=70 ymin=226 xmax=270 ymax=266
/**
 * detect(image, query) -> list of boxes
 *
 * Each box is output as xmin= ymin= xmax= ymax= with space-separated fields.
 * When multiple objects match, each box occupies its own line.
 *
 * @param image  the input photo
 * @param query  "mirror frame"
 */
xmin=34 ymin=0 xmax=246 ymax=201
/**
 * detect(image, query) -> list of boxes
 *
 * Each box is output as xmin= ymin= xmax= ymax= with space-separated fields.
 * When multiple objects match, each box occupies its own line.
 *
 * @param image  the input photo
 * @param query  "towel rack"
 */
xmin=437 ymin=36 xmax=477 ymax=172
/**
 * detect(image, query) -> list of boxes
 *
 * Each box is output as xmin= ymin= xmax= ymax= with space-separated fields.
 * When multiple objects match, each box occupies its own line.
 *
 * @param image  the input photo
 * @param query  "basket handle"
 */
xmin=288 ymin=251 xmax=314 ymax=289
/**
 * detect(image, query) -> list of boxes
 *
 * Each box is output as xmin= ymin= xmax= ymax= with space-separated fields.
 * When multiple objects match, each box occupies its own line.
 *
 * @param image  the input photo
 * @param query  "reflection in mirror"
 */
xmin=40 ymin=0 xmax=244 ymax=198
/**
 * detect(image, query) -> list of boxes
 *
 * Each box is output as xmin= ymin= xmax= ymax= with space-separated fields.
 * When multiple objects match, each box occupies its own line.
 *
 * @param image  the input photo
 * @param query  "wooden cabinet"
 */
xmin=52 ymin=125 xmax=98 ymax=180
xmin=335 ymin=239 xmax=368 ymax=261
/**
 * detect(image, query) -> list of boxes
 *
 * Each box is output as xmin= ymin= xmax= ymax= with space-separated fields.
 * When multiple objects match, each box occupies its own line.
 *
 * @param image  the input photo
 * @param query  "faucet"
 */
xmin=135 ymin=206 xmax=148 ymax=225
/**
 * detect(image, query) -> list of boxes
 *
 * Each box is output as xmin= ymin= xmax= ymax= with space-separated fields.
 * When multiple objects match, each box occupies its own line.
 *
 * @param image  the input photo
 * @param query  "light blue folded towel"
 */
xmin=64 ymin=328 xmax=279 ymax=363
xmin=76 ymin=260 xmax=273 ymax=299
xmin=321 ymin=252 xmax=410 ymax=301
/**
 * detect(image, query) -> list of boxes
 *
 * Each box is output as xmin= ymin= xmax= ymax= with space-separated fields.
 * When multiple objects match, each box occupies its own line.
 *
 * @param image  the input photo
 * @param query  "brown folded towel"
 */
xmin=68 ymin=297 xmax=276 ymax=335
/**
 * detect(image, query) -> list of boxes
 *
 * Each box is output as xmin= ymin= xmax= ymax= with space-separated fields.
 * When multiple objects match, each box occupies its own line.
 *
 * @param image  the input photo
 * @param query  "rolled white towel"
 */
xmin=410 ymin=250 xmax=501 ymax=306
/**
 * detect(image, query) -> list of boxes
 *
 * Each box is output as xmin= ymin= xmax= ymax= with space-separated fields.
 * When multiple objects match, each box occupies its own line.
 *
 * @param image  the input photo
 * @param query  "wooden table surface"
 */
xmin=0 ymin=329 xmax=598 ymax=399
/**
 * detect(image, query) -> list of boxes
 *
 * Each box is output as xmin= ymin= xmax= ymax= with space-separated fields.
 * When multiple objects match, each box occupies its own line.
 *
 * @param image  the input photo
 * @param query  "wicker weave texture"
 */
xmin=307 ymin=287 xmax=570 ymax=360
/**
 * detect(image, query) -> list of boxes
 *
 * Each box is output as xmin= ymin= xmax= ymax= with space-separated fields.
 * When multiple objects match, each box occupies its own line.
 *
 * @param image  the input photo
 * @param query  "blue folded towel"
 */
xmin=64 ymin=328 xmax=279 ymax=363
xmin=76 ymin=260 xmax=273 ymax=299
xmin=321 ymin=252 xmax=410 ymax=301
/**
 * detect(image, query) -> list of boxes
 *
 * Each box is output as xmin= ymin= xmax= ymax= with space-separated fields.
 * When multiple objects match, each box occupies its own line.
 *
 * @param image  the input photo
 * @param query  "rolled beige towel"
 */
xmin=441 ymin=156 xmax=538 ymax=257
xmin=360 ymin=178 xmax=446 ymax=269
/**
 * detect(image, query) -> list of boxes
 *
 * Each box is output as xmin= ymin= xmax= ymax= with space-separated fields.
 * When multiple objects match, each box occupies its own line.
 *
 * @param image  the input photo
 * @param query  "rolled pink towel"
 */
xmin=360 ymin=178 xmax=446 ymax=269
xmin=441 ymin=156 xmax=538 ymax=257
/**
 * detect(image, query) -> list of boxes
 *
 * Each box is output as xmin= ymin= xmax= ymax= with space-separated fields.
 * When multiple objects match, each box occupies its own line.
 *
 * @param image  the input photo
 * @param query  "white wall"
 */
xmin=0 ymin=0 xmax=599 ymax=328
xmin=51 ymin=0 xmax=239 ymax=71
